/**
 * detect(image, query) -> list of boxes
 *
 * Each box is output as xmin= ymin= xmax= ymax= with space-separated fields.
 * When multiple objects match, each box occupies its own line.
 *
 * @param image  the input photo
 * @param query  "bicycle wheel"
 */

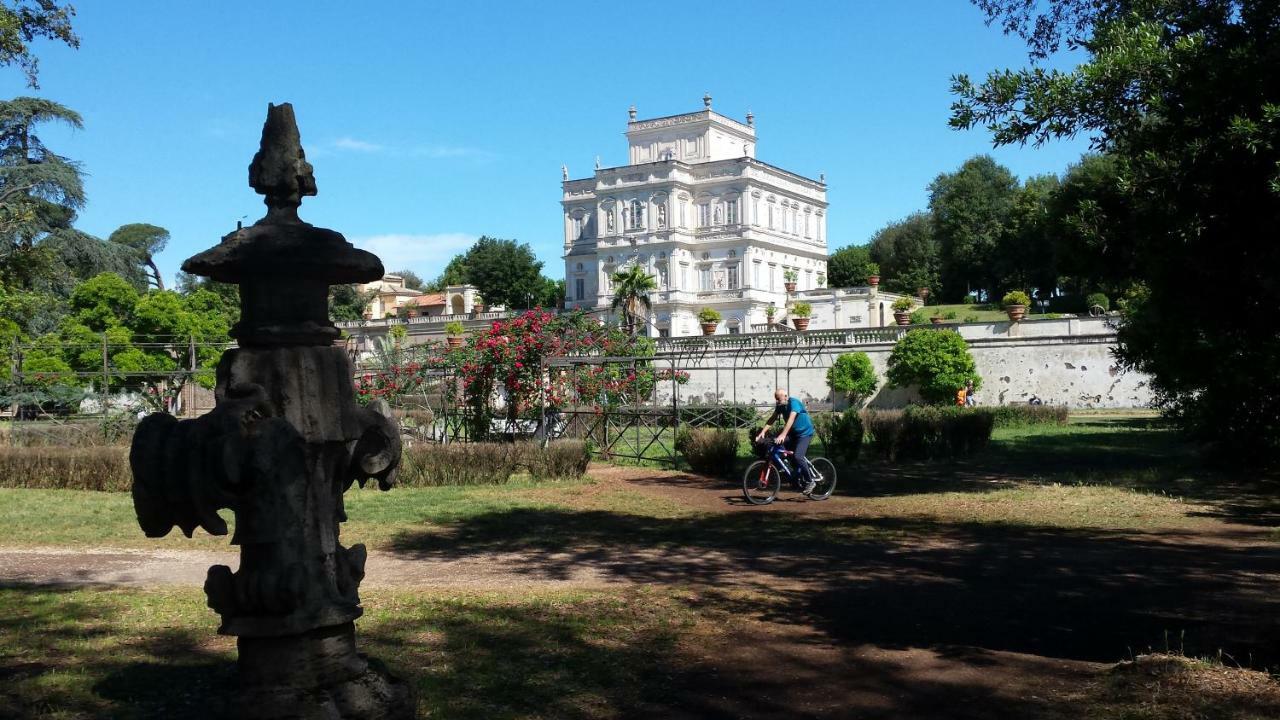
xmin=742 ymin=460 xmax=781 ymax=505
xmin=805 ymin=457 xmax=837 ymax=500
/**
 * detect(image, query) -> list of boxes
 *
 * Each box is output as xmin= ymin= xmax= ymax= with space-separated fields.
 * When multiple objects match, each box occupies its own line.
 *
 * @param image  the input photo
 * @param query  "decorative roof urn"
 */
xmin=129 ymin=103 xmax=413 ymax=720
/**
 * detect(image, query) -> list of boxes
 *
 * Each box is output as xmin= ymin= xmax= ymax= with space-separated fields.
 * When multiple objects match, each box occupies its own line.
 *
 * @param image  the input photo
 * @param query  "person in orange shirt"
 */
xmin=956 ymin=385 xmax=968 ymax=407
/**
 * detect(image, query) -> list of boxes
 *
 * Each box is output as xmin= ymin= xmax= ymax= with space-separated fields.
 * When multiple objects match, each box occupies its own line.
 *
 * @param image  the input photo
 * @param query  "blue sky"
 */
xmin=6 ymin=1 xmax=1091 ymax=287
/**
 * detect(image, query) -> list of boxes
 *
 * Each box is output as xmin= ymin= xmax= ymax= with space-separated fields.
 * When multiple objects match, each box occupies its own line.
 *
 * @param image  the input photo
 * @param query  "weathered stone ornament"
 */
xmin=129 ymin=102 xmax=413 ymax=719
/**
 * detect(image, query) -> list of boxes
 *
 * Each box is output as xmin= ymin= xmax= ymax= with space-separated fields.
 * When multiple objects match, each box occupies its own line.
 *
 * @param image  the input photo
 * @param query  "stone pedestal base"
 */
xmin=236 ymin=622 xmax=413 ymax=720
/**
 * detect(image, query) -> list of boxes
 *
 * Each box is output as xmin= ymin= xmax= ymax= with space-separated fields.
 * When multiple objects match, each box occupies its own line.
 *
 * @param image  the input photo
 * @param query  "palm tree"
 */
xmin=610 ymin=265 xmax=657 ymax=336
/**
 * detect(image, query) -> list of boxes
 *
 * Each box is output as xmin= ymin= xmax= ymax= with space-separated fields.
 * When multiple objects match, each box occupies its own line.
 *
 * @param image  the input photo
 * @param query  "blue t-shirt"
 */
xmin=778 ymin=397 xmax=814 ymax=437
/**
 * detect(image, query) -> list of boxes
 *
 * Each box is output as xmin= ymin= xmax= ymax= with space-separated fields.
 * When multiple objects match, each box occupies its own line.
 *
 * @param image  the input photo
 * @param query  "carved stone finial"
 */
xmin=248 ymin=103 xmax=316 ymax=223
xmin=746 ymin=109 xmax=754 ymax=126
xmin=703 ymin=92 xmax=712 ymax=109
xmin=595 ymin=155 xmax=601 ymax=170
xmin=562 ymin=164 xmax=568 ymax=181
xmin=820 ymin=172 xmax=826 ymax=183
xmin=628 ymin=105 xmax=637 ymax=121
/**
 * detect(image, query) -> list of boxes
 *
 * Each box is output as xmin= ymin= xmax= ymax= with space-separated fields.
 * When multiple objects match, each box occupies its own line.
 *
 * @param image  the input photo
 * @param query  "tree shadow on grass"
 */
xmin=0 ymin=586 xmax=234 ymax=720
xmin=389 ymin=507 xmax=1280 ymax=669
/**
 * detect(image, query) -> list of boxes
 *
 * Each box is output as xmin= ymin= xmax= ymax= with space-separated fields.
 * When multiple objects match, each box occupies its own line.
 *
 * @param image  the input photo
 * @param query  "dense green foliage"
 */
xmin=863 ymin=406 xmax=995 ymax=461
xmin=697 ymin=307 xmax=721 ymax=324
xmin=826 ymin=352 xmax=877 ymax=405
xmin=886 ymin=329 xmax=981 ymax=404
xmin=426 ymin=236 xmax=560 ymax=310
xmin=867 ymin=212 xmax=939 ymax=295
xmin=929 ymin=155 xmax=1018 ymax=301
xmin=826 ymin=244 xmax=879 ymax=288
xmin=953 ymin=0 xmax=1280 ymax=463
xmin=812 ymin=410 xmax=864 ymax=466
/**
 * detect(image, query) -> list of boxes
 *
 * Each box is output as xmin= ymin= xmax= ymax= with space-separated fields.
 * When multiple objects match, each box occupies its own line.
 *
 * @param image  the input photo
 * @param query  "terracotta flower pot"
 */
xmin=446 ymin=336 xmax=463 ymax=348
xmin=1006 ymin=304 xmax=1027 ymax=322
xmin=784 ymin=282 xmax=797 ymax=293
xmin=893 ymin=311 xmax=911 ymax=326
xmin=930 ymin=316 xmax=944 ymax=325
xmin=791 ymin=317 xmax=810 ymax=331
xmin=868 ymin=275 xmax=880 ymax=286
xmin=701 ymin=322 xmax=719 ymax=336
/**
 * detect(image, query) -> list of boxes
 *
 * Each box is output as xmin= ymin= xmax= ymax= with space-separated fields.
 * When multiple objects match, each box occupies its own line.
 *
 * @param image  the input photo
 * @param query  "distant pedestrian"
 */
xmin=965 ymin=380 xmax=976 ymax=407
xmin=955 ymin=384 xmax=968 ymax=407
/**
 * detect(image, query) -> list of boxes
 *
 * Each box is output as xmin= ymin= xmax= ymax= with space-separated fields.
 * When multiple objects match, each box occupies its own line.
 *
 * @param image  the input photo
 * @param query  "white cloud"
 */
xmin=413 ymin=144 xmax=494 ymax=160
xmin=333 ymin=137 xmax=384 ymax=152
xmin=351 ymin=233 xmax=478 ymax=277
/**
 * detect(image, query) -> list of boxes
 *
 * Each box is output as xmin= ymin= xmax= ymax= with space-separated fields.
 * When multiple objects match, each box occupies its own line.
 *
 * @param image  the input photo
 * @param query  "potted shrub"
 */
xmin=866 ymin=262 xmax=881 ymax=287
xmin=783 ymin=269 xmax=798 ymax=293
xmin=816 ymin=273 xmax=827 ymax=288
xmin=1002 ymin=290 xmax=1031 ymax=322
xmin=445 ymin=320 xmax=465 ymax=348
xmin=891 ymin=296 xmax=914 ymax=325
xmin=698 ymin=307 xmax=722 ymax=335
xmin=473 ymin=294 xmax=485 ymax=313
xmin=765 ymin=303 xmax=777 ymax=328
xmin=791 ymin=301 xmax=813 ymax=331
xmin=1086 ymin=292 xmax=1110 ymax=316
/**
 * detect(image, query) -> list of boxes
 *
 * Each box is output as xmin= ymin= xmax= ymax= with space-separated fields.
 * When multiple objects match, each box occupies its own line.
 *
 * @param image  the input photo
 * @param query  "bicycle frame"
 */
xmin=764 ymin=443 xmax=805 ymax=480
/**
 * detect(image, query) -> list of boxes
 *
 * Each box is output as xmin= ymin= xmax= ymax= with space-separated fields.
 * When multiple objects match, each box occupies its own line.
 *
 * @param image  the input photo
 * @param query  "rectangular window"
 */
xmin=803 ymin=214 xmax=810 ymax=238
xmin=699 ymin=267 xmax=712 ymax=291
xmin=698 ymin=204 xmax=710 ymax=227
xmin=727 ymin=264 xmax=739 ymax=290
xmin=753 ymin=262 xmax=761 ymax=288
xmin=575 ymin=278 xmax=585 ymax=300
xmin=726 ymin=199 xmax=738 ymax=225
xmin=727 ymin=325 xmax=740 ymax=335
xmin=680 ymin=264 xmax=688 ymax=290
xmin=658 ymin=327 xmax=670 ymax=338
xmin=768 ymin=265 xmax=777 ymax=291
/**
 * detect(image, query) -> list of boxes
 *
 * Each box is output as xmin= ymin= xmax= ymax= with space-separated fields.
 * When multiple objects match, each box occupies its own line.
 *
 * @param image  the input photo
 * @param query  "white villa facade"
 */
xmin=561 ymin=96 xmax=908 ymax=337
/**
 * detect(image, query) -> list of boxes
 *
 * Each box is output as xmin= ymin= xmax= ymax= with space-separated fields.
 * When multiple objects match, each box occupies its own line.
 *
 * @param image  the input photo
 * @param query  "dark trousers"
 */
xmin=787 ymin=433 xmax=813 ymax=486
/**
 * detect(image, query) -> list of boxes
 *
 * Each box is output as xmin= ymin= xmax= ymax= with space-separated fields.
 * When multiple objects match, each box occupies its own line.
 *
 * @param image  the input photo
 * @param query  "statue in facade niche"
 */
xmin=606 ymin=207 xmax=615 ymax=232
xmin=129 ymin=103 xmax=413 ymax=720
xmin=657 ymin=203 xmax=667 ymax=227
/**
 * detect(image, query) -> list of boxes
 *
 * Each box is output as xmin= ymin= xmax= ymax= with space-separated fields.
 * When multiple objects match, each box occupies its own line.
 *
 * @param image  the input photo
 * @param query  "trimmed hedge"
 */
xmin=398 ymin=441 xmax=591 ymax=486
xmin=0 ymin=446 xmax=131 ymax=491
xmin=0 ymin=440 xmax=592 ymax=491
xmin=988 ymin=405 xmax=1069 ymax=427
xmin=675 ymin=427 xmax=739 ymax=476
xmin=862 ymin=406 xmax=995 ymax=462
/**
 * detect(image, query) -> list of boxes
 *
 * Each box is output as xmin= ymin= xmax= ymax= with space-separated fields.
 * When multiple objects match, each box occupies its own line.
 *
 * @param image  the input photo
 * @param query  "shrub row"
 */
xmin=0 ymin=416 xmax=137 ymax=447
xmin=674 ymin=427 xmax=739 ymax=476
xmin=0 ymin=446 xmax=132 ymax=491
xmin=397 ymin=440 xmax=591 ymax=486
xmin=0 ymin=440 xmax=592 ymax=492
xmin=862 ymin=406 xmax=995 ymax=462
xmin=988 ymin=404 xmax=1069 ymax=427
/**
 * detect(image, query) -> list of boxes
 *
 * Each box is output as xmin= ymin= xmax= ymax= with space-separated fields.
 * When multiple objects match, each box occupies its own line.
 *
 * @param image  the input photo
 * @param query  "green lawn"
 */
xmin=0 ymin=585 xmax=704 ymax=720
xmin=0 ymin=415 xmax=1249 ymax=550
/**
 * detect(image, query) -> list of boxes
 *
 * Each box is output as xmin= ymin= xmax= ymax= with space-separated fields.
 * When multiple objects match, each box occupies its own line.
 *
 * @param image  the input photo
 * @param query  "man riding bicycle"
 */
xmin=755 ymin=389 xmax=816 ymax=494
